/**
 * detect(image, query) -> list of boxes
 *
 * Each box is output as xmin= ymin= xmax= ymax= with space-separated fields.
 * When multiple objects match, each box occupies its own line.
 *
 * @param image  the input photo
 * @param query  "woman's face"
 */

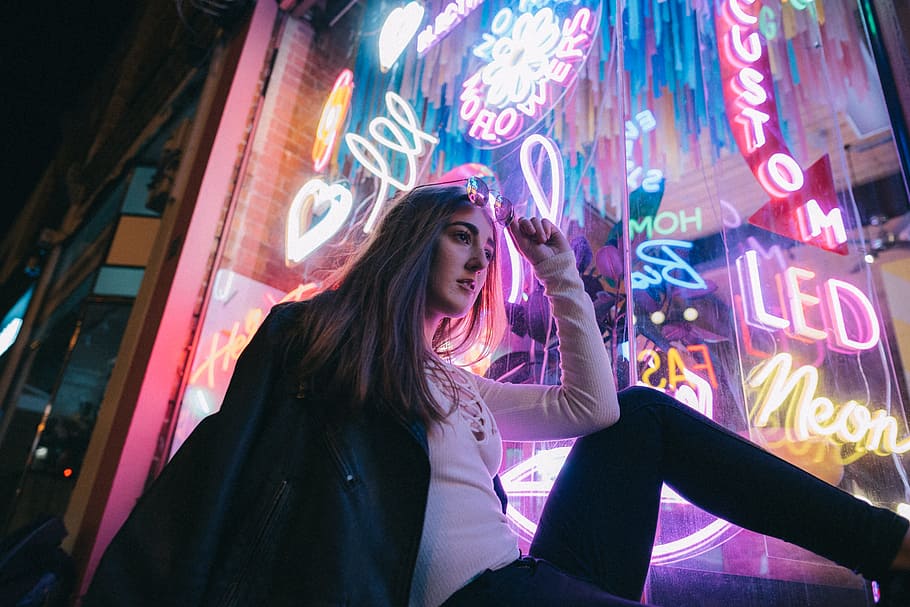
xmin=425 ymin=205 xmax=495 ymax=333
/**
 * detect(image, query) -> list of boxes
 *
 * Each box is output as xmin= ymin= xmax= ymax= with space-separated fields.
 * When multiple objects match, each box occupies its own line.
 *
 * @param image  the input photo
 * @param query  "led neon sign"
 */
xmin=313 ymin=70 xmax=354 ymax=172
xmin=748 ymin=353 xmax=910 ymax=459
xmin=417 ymin=0 xmax=483 ymax=54
xmin=344 ymin=92 xmax=439 ymax=233
xmin=716 ymin=0 xmax=845 ymax=254
xmin=460 ymin=3 xmax=596 ymax=147
xmin=286 ymin=179 xmax=353 ymax=265
xmin=630 ymin=239 xmax=707 ymax=291
xmin=735 ymin=249 xmax=880 ymax=352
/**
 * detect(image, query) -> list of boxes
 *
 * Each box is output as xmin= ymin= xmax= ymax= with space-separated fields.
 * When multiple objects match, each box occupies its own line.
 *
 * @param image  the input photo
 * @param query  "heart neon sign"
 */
xmin=286 ymin=178 xmax=353 ymax=265
xmin=378 ymin=2 xmax=425 ymax=73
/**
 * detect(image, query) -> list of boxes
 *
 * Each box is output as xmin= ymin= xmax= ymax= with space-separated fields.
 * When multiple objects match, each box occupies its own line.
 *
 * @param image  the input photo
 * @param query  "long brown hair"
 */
xmin=291 ymin=184 xmax=506 ymax=426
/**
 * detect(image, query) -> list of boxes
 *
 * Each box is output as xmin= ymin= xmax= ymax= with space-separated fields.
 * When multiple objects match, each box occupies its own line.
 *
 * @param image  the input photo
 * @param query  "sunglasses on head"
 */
xmin=411 ymin=176 xmax=515 ymax=226
xmin=464 ymin=176 xmax=515 ymax=226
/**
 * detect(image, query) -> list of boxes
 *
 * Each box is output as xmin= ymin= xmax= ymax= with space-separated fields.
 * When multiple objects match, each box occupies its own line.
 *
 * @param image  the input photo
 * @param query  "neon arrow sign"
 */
xmin=716 ymin=0 xmax=847 ymax=255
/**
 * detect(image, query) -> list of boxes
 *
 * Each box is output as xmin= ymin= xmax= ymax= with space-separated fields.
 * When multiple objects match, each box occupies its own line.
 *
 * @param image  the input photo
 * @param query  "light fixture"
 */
xmin=378 ymin=2 xmax=424 ymax=73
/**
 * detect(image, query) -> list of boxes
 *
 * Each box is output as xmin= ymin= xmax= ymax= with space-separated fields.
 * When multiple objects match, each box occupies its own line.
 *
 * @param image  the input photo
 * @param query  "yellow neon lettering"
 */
xmin=748 ymin=353 xmax=910 ymax=458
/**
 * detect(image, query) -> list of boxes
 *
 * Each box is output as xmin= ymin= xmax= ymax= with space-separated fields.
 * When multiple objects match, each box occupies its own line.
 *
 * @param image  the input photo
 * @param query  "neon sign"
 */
xmin=748 ymin=353 xmax=910 ymax=459
xmin=378 ymin=2 xmax=424 ymax=73
xmin=460 ymin=3 xmax=596 ymax=147
xmin=630 ymin=209 xmax=703 ymax=239
xmin=416 ymin=0 xmax=483 ymax=55
xmin=190 ymin=282 xmax=320 ymax=390
xmin=286 ymin=179 xmax=353 ymax=265
xmin=630 ymin=239 xmax=707 ymax=291
xmin=313 ymin=70 xmax=354 ymax=172
xmin=344 ymin=92 xmax=439 ymax=233
xmin=716 ymin=0 xmax=845 ymax=254
xmin=625 ymin=110 xmax=663 ymax=194
xmin=735 ymin=249 xmax=880 ymax=352
xmin=639 ymin=345 xmax=719 ymax=391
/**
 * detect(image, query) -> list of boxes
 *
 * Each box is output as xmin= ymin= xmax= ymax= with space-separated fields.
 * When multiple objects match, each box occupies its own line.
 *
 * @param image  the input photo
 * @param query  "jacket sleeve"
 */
xmin=82 ymin=303 xmax=297 ymax=607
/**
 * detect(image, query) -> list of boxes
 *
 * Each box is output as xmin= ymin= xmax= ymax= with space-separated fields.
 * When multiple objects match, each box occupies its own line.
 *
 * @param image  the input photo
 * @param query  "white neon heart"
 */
xmin=378 ymin=2 xmax=425 ymax=72
xmin=286 ymin=179 xmax=353 ymax=264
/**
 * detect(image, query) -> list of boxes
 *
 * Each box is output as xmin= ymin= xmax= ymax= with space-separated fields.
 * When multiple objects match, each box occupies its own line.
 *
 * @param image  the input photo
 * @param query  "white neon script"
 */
xmin=313 ymin=70 xmax=354 ymax=172
xmin=460 ymin=4 xmax=594 ymax=145
xmin=417 ymin=0 xmax=484 ymax=55
xmin=735 ymin=249 xmax=880 ymax=352
xmin=286 ymin=179 xmax=353 ymax=265
xmin=748 ymin=353 xmax=910 ymax=458
xmin=344 ymin=92 xmax=439 ymax=233
xmin=631 ymin=239 xmax=707 ymax=291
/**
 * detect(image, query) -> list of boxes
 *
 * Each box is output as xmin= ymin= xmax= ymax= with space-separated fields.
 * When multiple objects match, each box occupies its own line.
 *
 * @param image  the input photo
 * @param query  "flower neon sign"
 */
xmin=460 ymin=2 xmax=598 ymax=147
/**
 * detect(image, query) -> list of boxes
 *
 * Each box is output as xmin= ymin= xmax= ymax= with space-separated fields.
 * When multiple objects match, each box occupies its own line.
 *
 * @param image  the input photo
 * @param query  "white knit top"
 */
xmin=408 ymin=251 xmax=619 ymax=607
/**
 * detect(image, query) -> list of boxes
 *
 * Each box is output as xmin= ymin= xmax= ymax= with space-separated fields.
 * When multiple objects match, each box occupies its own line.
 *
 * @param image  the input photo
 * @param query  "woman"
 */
xmin=85 ymin=180 xmax=910 ymax=606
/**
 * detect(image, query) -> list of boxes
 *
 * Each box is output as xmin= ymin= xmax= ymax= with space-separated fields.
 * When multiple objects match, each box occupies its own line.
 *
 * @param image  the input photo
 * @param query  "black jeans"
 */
xmin=444 ymin=386 xmax=908 ymax=606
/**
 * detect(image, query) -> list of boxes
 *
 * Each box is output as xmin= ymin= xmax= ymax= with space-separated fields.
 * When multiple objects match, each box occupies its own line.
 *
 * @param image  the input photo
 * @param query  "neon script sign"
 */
xmin=313 ymin=70 xmax=354 ymax=172
xmin=736 ymin=249 xmax=880 ymax=352
xmin=748 ymin=353 xmax=910 ymax=459
xmin=717 ymin=0 xmax=845 ymax=254
xmin=460 ymin=3 xmax=596 ymax=147
xmin=631 ymin=239 xmax=707 ymax=291
xmin=344 ymin=92 xmax=439 ymax=233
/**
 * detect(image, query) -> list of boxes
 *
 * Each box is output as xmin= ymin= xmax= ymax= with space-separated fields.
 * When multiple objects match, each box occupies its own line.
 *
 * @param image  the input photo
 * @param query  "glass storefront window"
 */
xmin=1 ymin=298 xmax=131 ymax=533
xmin=173 ymin=1 xmax=910 ymax=603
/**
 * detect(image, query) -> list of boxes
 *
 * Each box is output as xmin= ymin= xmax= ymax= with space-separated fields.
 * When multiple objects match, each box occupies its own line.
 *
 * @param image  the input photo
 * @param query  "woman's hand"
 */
xmin=507 ymin=217 xmax=572 ymax=265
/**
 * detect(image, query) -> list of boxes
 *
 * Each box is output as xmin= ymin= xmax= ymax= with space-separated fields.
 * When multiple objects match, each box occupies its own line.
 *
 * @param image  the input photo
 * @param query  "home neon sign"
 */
xmin=460 ymin=3 xmax=595 ymax=147
xmin=716 ymin=0 xmax=846 ymax=254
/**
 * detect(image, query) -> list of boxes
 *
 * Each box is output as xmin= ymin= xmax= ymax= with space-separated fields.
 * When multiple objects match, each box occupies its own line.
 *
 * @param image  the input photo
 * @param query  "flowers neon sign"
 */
xmin=460 ymin=2 xmax=597 ymax=147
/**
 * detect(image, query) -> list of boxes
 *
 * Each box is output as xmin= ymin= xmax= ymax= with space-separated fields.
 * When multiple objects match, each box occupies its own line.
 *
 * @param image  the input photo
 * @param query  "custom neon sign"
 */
xmin=460 ymin=3 xmax=596 ymax=147
xmin=630 ymin=239 xmax=707 ymax=291
xmin=716 ymin=0 xmax=846 ymax=254
xmin=748 ymin=353 xmax=910 ymax=459
xmin=312 ymin=70 xmax=354 ymax=172
xmin=344 ymin=92 xmax=439 ymax=233
xmin=735 ymin=249 xmax=880 ymax=352
xmin=286 ymin=179 xmax=353 ymax=265
xmin=417 ymin=0 xmax=483 ymax=54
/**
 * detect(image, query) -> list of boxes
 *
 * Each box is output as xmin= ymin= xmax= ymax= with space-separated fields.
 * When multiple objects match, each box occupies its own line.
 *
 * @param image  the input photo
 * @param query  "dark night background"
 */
xmin=1 ymin=3 xmax=138 ymax=231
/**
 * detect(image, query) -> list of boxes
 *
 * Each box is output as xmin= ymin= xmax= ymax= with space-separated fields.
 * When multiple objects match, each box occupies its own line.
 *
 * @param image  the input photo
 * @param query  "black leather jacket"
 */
xmin=85 ymin=300 xmax=505 ymax=606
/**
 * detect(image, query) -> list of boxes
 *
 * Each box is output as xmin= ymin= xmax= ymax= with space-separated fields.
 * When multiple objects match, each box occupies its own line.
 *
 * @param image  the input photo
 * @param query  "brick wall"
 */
xmin=222 ymin=11 xmax=361 ymax=292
